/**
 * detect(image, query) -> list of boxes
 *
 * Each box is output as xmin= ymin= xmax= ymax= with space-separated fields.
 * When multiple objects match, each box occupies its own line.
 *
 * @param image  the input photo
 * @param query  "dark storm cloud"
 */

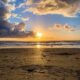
xmin=0 ymin=21 xmax=35 ymax=37
xmin=0 ymin=0 xmax=34 ymax=37
xmin=0 ymin=0 xmax=9 ymax=20
xmin=0 ymin=0 xmax=12 ymax=36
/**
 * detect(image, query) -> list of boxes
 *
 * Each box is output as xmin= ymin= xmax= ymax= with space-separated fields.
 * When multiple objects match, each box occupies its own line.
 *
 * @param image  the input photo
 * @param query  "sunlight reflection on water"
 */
xmin=32 ymin=47 xmax=46 ymax=65
xmin=36 ymin=43 xmax=41 ymax=48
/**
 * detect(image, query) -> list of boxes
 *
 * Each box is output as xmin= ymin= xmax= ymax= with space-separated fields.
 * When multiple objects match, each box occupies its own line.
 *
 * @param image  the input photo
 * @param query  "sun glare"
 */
xmin=36 ymin=32 xmax=43 ymax=38
xmin=36 ymin=44 xmax=41 ymax=48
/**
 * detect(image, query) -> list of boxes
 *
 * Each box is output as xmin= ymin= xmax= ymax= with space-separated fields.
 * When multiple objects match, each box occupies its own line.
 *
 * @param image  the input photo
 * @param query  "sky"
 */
xmin=0 ymin=0 xmax=80 ymax=41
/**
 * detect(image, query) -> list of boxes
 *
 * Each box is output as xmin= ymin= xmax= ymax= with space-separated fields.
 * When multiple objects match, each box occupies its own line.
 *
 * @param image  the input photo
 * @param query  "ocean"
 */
xmin=0 ymin=41 xmax=80 ymax=48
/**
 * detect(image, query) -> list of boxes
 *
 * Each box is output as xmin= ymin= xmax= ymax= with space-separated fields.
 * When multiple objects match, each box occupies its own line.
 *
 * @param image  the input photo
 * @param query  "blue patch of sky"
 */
xmin=9 ymin=0 xmax=80 ymax=29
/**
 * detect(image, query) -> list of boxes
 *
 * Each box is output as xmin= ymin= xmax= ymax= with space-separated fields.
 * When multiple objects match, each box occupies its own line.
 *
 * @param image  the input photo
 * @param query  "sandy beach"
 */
xmin=0 ymin=48 xmax=80 ymax=80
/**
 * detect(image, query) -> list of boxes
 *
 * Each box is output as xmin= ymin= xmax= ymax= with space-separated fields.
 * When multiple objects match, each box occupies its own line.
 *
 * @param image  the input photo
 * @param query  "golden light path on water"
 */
xmin=36 ymin=43 xmax=41 ymax=48
xmin=26 ymin=43 xmax=47 ymax=65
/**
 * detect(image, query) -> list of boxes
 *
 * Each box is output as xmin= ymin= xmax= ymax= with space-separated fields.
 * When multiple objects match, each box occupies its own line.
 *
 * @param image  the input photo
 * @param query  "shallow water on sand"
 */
xmin=0 ymin=48 xmax=80 ymax=80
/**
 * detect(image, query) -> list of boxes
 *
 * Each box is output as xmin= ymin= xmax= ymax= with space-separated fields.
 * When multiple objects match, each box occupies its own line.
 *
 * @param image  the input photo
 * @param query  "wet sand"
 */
xmin=0 ymin=48 xmax=80 ymax=80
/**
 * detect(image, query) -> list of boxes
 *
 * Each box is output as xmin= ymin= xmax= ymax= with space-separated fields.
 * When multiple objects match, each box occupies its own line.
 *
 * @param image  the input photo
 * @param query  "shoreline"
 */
xmin=0 ymin=46 xmax=80 ymax=49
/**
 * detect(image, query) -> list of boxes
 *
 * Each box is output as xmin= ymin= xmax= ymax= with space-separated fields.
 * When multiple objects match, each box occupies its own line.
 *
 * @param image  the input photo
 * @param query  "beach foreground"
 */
xmin=0 ymin=48 xmax=80 ymax=80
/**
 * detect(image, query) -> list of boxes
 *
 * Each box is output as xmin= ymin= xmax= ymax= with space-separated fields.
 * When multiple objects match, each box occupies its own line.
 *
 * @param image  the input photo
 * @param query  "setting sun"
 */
xmin=36 ymin=32 xmax=43 ymax=38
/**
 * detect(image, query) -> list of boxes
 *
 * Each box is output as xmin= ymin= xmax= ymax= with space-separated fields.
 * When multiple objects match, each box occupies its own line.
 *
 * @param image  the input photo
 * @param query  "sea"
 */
xmin=0 ymin=41 xmax=80 ymax=48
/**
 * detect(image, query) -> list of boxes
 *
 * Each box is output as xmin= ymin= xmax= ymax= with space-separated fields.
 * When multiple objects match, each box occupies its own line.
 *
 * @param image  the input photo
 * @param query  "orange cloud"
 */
xmin=49 ymin=23 xmax=75 ymax=32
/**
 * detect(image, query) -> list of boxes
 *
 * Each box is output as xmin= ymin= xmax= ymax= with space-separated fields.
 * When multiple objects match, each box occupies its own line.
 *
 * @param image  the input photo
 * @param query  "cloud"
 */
xmin=16 ymin=0 xmax=29 ymax=9
xmin=4 ymin=13 xmax=11 ymax=20
xmin=11 ymin=13 xmax=18 ymax=18
xmin=0 ymin=0 xmax=35 ymax=37
xmin=25 ymin=0 xmax=80 ymax=17
xmin=0 ymin=21 xmax=35 ymax=37
xmin=7 ymin=0 xmax=16 ymax=3
xmin=53 ymin=24 xmax=62 ymax=30
xmin=49 ymin=23 xmax=75 ymax=31
xmin=0 ymin=0 xmax=16 ymax=20
xmin=1 ymin=0 xmax=7 ymax=3
xmin=0 ymin=21 xmax=25 ymax=36
xmin=6 ymin=4 xmax=16 ymax=12
xmin=63 ymin=24 xmax=75 ymax=31
xmin=15 ymin=22 xmax=25 ymax=32
xmin=0 ymin=20 xmax=13 ymax=36
xmin=21 ymin=17 xmax=30 ymax=22
xmin=16 ymin=3 xmax=25 ymax=8
xmin=0 ymin=0 xmax=8 ymax=20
